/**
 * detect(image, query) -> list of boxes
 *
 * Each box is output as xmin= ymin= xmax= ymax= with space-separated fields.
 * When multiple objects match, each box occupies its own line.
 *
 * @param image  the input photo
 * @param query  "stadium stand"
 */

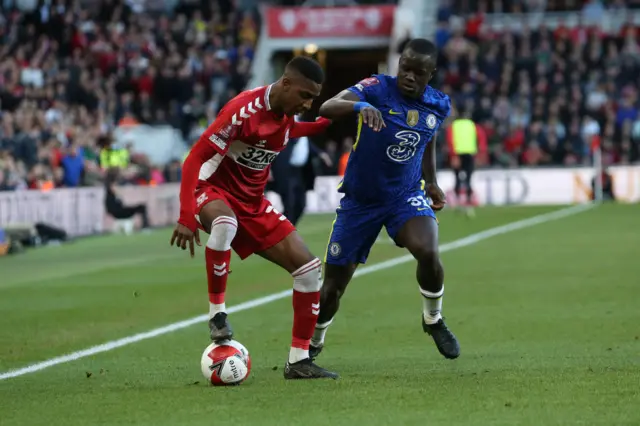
xmin=435 ymin=0 xmax=640 ymax=168
xmin=0 ymin=0 xmax=259 ymax=190
xmin=3 ymin=0 xmax=640 ymax=194
xmin=445 ymin=0 xmax=640 ymax=14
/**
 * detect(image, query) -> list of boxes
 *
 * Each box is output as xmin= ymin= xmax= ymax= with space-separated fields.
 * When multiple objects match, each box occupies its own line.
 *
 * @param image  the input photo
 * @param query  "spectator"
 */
xmin=104 ymin=170 xmax=150 ymax=230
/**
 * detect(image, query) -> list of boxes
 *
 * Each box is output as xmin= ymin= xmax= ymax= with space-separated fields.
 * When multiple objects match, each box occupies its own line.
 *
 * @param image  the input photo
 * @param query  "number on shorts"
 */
xmin=407 ymin=195 xmax=429 ymax=207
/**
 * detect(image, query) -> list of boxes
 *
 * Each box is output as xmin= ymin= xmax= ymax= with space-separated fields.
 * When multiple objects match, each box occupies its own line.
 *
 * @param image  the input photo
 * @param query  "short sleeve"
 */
xmin=442 ymin=95 xmax=452 ymax=120
xmin=347 ymin=76 xmax=382 ymax=103
xmin=200 ymin=105 xmax=244 ymax=156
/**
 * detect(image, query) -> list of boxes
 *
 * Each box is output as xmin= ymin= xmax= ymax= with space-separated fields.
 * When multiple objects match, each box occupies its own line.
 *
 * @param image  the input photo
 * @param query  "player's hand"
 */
xmin=426 ymin=183 xmax=446 ymax=211
xmin=360 ymin=107 xmax=386 ymax=132
xmin=170 ymin=223 xmax=201 ymax=258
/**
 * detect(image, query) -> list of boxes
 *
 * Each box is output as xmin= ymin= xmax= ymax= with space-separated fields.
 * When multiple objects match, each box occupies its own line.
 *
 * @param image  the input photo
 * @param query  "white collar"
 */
xmin=264 ymin=84 xmax=273 ymax=111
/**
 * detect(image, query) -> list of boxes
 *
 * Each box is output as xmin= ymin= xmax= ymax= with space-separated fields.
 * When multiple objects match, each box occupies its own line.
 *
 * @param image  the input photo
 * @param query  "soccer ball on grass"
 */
xmin=200 ymin=340 xmax=251 ymax=386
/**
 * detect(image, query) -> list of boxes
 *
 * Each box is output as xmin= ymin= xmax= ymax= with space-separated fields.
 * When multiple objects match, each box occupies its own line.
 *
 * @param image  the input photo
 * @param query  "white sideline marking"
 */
xmin=0 ymin=204 xmax=594 ymax=381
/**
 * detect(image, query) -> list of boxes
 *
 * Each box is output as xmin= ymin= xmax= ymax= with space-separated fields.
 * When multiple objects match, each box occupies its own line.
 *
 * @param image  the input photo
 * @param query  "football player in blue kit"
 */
xmin=311 ymin=38 xmax=460 ymax=360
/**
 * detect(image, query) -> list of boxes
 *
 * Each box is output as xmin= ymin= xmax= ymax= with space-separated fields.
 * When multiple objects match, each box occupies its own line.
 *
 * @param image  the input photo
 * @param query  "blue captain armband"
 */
xmin=353 ymin=102 xmax=373 ymax=112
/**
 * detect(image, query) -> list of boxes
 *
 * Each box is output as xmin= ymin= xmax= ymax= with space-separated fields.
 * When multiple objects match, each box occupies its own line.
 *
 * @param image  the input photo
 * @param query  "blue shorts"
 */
xmin=324 ymin=189 xmax=437 ymax=265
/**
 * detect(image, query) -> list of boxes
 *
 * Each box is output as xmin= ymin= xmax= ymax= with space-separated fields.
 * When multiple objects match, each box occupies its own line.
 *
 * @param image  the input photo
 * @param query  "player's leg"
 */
xmin=462 ymin=154 xmax=474 ymax=203
xmin=310 ymin=262 xmax=357 ymax=359
xmin=462 ymin=154 xmax=475 ymax=216
xmin=310 ymin=202 xmax=382 ymax=359
xmin=113 ymin=205 xmax=150 ymax=229
xmin=453 ymin=165 xmax=463 ymax=207
xmin=387 ymin=195 xmax=460 ymax=359
xmin=196 ymin=191 xmax=238 ymax=342
xmin=257 ymin=231 xmax=339 ymax=379
xmin=132 ymin=204 xmax=151 ymax=229
xmin=233 ymin=200 xmax=336 ymax=379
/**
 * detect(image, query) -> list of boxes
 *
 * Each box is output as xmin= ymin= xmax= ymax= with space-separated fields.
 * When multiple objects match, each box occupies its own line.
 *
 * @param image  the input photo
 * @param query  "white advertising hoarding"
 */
xmin=1 ymin=166 xmax=638 ymax=237
xmin=275 ymin=166 xmax=640 ymax=213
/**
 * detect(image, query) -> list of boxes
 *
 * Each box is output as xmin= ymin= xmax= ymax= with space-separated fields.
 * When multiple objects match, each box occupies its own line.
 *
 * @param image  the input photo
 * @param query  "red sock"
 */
xmin=205 ymin=248 xmax=231 ymax=305
xmin=291 ymin=289 xmax=321 ymax=349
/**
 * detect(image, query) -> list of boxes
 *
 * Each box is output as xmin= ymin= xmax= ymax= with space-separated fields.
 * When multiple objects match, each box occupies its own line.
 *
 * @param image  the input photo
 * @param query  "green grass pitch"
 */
xmin=0 ymin=204 xmax=638 ymax=425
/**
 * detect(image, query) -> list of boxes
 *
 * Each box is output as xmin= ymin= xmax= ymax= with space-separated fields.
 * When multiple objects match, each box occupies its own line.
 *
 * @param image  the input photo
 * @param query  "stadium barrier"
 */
xmin=0 ymin=166 xmax=638 ymax=237
xmin=286 ymin=165 xmax=639 ymax=210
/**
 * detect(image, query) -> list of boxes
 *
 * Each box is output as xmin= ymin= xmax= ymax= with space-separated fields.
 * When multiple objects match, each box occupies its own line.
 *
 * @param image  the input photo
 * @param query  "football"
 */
xmin=200 ymin=340 xmax=251 ymax=386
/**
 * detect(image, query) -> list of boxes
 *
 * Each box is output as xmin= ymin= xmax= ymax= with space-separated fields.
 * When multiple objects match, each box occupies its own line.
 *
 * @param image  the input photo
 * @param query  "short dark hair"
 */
xmin=97 ymin=135 xmax=112 ymax=148
xmin=286 ymin=56 xmax=325 ymax=84
xmin=404 ymin=38 xmax=438 ymax=57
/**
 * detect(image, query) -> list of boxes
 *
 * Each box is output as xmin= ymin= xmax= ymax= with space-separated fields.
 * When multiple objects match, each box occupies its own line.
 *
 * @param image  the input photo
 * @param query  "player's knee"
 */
xmin=292 ymin=258 xmax=322 ymax=293
xmin=200 ymin=199 xmax=234 ymax=229
xmin=331 ymin=286 xmax=345 ymax=304
xmin=320 ymin=278 xmax=340 ymax=301
xmin=207 ymin=216 xmax=238 ymax=251
xmin=413 ymin=245 xmax=440 ymax=269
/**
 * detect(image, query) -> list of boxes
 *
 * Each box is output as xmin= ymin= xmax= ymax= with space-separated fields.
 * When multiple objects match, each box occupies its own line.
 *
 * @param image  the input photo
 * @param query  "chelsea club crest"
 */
xmin=426 ymin=114 xmax=437 ymax=129
xmin=329 ymin=242 xmax=341 ymax=257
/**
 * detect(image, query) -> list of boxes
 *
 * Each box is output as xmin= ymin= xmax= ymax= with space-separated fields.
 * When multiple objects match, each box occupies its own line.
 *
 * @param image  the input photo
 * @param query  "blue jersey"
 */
xmin=339 ymin=74 xmax=451 ymax=204
xmin=324 ymin=75 xmax=451 ymax=266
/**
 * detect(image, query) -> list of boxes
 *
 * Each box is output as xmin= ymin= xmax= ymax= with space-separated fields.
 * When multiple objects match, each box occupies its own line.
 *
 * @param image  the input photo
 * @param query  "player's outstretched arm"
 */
xmin=319 ymin=90 xmax=385 ymax=132
xmin=290 ymin=117 xmax=332 ymax=138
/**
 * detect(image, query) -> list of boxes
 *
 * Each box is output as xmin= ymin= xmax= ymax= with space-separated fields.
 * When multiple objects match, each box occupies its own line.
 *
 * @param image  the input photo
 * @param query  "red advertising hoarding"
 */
xmin=266 ymin=5 xmax=396 ymax=39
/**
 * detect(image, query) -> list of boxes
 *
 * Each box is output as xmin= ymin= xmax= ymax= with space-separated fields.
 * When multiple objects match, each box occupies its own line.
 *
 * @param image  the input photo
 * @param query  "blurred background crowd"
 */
xmin=1 ymin=0 xmax=640 ymax=192
xmin=432 ymin=0 xmax=640 ymax=168
xmin=0 ymin=0 xmax=259 ymax=191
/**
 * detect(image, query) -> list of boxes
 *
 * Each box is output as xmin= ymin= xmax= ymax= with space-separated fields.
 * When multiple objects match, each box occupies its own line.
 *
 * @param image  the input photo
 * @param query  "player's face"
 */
xmin=282 ymin=76 xmax=322 ymax=117
xmin=397 ymin=49 xmax=436 ymax=98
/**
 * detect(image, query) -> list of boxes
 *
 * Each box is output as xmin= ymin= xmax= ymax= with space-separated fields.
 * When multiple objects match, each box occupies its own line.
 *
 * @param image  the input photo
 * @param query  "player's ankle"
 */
xmin=209 ymin=302 xmax=226 ymax=319
xmin=288 ymin=346 xmax=309 ymax=364
xmin=310 ymin=338 xmax=323 ymax=348
xmin=423 ymin=312 xmax=442 ymax=325
xmin=311 ymin=319 xmax=332 ymax=346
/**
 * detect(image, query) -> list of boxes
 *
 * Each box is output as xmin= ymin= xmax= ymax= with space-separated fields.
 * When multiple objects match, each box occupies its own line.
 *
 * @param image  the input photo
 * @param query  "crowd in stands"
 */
xmin=434 ymin=0 xmax=640 ymax=167
xmin=280 ymin=0 xmax=396 ymax=5
xmin=3 ymin=0 xmax=640 ymax=192
xmin=446 ymin=0 xmax=640 ymax=14
xmin=0 ymin=0 xmax=259 ymax=191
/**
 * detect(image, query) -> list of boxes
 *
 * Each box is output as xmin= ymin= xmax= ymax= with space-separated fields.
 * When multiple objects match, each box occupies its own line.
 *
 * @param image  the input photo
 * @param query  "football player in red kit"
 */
xmin=170 ymin=57 xmax=338 ymax=380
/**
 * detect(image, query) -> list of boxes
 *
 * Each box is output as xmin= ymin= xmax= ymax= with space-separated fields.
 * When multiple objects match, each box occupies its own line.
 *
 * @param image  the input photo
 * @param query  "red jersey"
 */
xmin=178 ymin=84 xmax=330 ymax=231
